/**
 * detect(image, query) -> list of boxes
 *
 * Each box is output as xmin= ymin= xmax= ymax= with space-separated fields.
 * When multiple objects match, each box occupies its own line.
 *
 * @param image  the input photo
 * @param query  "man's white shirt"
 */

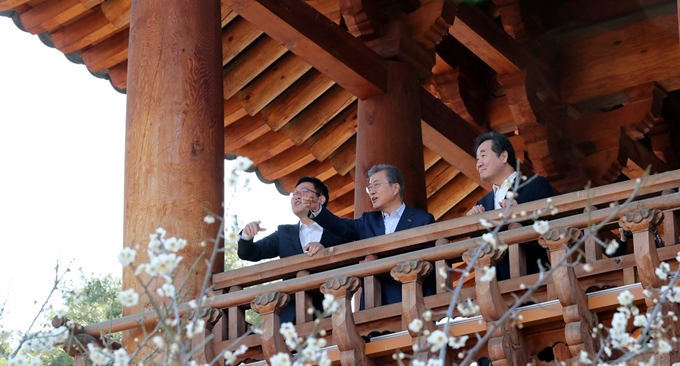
xmin=299 ymin=221 xmax=323 ymax=252
xmin=383 ymin=203 xmax=406 ymax=234
xmin=493 ymin=171 xmax=518 ymax=210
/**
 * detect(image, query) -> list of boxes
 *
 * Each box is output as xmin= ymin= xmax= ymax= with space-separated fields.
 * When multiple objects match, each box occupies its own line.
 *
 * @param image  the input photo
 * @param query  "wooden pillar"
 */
xmin=355 ymin=61 xmax=427 ymax=216
xmin=123 ymin=0 xmax=223 ymax=357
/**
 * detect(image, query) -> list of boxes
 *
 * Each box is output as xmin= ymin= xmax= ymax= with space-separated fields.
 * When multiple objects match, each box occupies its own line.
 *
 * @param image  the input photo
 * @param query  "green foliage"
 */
xmin=59 ymin=272 xmax=122 ymax=326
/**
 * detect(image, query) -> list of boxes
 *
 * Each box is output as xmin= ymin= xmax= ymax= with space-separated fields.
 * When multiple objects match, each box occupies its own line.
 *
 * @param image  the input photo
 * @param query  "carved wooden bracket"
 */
xmin=320 ymin=276 xmax=372 ymax=366
xmin=538 ymin=227 xmax=598 ymax=358
xmin=491 ymin=0 xmax=529 ymax=43
xmin=619 ymin=208 xmax=664 ymax=234
xmin=462 ymin=247 xmax=527 ymax=365
xmin=339 ymin=0 xmax=381 ymax=39
xmin=202 ymin=307 xmax=224 ymax=363
xmin=251 ymin=291 xmax=291 ymax=360
xmin=433 ymin=68 xmax=485 ymax=127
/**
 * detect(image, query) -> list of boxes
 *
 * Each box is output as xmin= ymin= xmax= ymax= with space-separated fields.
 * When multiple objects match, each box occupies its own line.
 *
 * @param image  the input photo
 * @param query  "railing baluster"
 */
xmin=251 ymin=292 xmax=290 ymax=361
xmin=294 ymin=271 xmax=314 ymax=324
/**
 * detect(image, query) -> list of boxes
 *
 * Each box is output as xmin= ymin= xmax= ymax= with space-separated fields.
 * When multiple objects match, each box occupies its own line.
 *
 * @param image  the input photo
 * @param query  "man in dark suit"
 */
xmin=467 ymin=132 xmax=554 ymax=280
xmin=237 ymin=176 xmax=350 ymax=323
xmin=303 ymin=164 xmax=436 ymax=307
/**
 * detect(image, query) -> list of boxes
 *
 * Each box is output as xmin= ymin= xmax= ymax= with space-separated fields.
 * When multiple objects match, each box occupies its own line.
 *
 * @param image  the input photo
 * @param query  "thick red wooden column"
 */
xmin=355 ymin=61 xmax=427 ymax=216
xmin=123 ymin=0 xmax=223 ymax=355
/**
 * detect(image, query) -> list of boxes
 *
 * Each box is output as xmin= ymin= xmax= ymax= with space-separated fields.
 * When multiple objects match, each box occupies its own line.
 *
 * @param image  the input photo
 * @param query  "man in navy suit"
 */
xmin=238 ymin=176 xmax=350 ymax=323
xmin=303 ymin=164 xmax=436 ymax=307
xmin=467 ymin=132 xmax=554 ymax=280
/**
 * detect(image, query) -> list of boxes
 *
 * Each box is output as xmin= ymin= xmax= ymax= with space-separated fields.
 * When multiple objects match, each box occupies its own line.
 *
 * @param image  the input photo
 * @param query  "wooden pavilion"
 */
xmin=3 ymin=0 xmax=680 ymax=364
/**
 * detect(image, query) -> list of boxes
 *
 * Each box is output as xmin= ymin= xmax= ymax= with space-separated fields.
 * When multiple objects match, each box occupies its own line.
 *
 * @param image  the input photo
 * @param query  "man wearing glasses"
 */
xmin=303 ymin=164 xmax=436 ymax=307
xmin=237 ymin=176 xmax=351 ymax=323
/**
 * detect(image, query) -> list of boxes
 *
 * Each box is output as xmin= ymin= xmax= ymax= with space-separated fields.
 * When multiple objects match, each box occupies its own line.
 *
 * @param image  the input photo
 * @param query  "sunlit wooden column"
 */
xmin=355 ymin=61 xmax=427 ymax=215
xmin=123 ymin=0 xmax=224 ymax=357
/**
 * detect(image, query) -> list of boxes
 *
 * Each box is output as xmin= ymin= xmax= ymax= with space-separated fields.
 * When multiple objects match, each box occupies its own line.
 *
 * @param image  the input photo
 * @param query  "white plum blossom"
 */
xmin=7 ymin=355 xmax=28 ymax=366
xmin=322 ymin=293 xmax=339 ymax=313
xmin=279 ymin=322 xmax=299 ymax=350
xmin=426 ymin=330 xmax=448 ymax=352
xmin=582 ymin=263 xmax=593 ymax=273
xmin=605 ymin=240 xmax=620 ymax=256
xmin=617 ymin=290 xmax=635 ymax=307
xmin=479 ymin=266 xmax=496 ymax=282
xmin=118 ymin=247 xmax=137 ymax=266
xmin=112 ymin=349 xmax=130 ymax=366
xmin=448 ymin=335 xmax=469 ymax=349
xmin=437 ymin=266 xmax=448 ymax=279
xmin=118 ymin=289 xmax=139 ymax=307
xmin=225 ymin=231 xmax=239 ymax=244
xmin=156 ymin=283 xmax=176 ymax=298
xmin=422 ymin=310 xmax=433 ymax=321
xmin=411 ymin=361 xmax=425 ymax=366
xmin=234 ymin=156 xmax=254 ymax=171
xmin=633 ymin=314 xmax=648 ymax=327
xmin=148 ymin=233 xmax=163 ymax=253
xmin=163 ymin=237 xmax=187 ymax=253
xmin=532 ymin=220 xmax=550 ymax=235
xmin=408 ymin=318 xmax=423 ymax=333
xmin=578 ymin=350 xmax=591 ymax=364
xmin=656 ymin=262 xmax=671 ymax=281
xmin=457 ymin=298 xmax=480 ymax=317
xmin=226 ymin=172 xmax=239 ymax=188
xmin=269 ymin=352 xmax=292 ymax=366
xmin=506 ymin=191 xmax=515 ymax=200
xmin=482 ymin=233 xmax=497 ymax=248
xmin=147 ymin=253 xmax=182 ymax=276
xmin=203 ymin=215 xmax=216 ymax=224
xmin=426 ymin=358 xmax=443 ymax=366
xmin=152 ymin=335 xmax=165 ymax=348
xmin=657 ymin=339 xmax=672 ymax=354
xmin=87 ymin=344 xmax=109 ymax=365
xmin=186 ymin=319 xmax=205 ymax=339
xmin=479 ymin=218 xmax=493 ymax=228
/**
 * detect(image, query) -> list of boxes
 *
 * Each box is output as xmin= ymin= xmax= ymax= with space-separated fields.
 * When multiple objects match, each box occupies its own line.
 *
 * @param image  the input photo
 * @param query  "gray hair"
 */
xmin=367 ymin=164 xmax=404 ymax=198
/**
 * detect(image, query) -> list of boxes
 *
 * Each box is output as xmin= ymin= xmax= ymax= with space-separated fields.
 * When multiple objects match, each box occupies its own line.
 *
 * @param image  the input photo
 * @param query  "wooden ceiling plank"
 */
xmin=284 ymin=85 xmax=356 ymax=145
xmin=0 ymin=0 xmax=32 ymax=12
xmin=422 ymin=146 xmax=441 ymax=170
xmin=234 ymin=130 xmax=294 ymax=164
xmin=439 ymin=186 xmax=487 ymax=221
xmin=326 ymin=190 xmax=355 ymax=217
xmin=558 ymin=4 xmax=680 ymax=103
xmin=238 ymin=53 xmax=313 ymax=116
xmin=223 ymin=0 xmax=387 ymax=99
xmin=325 ymin=172 xmax=354 ymax=201
xmin=425 ymin=160 xmax=460 ymax=199
xmin=427 ymin=174 xmax=478 ymax=220
xmin=20 ymin=0 xmax=95 ymax=34
xmin=567 ymin=98 xmax=654 ymax=144
xmin=449 ymin=2 xmax=523 ymax=75
xmin=82 ymin=27 xmax=128 ymax=72
xmin=328 ymin=135 xmax=357 ymax=176
xmin=220 ymin=3 xmax=238 ymax=27
xmin=306 ymin=102 xmax=357 ymax=161
xmin=222 ymin=36 xmax=288 ymax=99
xmin=223 ymin=96 xmax=248 ymax=127
xmin=257 ymin=144 xmax=316 ymax=181
xmin=108 ymin=60 xmax=127 ymax=89
xmin=100 ymin=0 xmax=130 ymax=28
xmin=221 ymin=16 xmax=263 ymax=66
xmin=51 ymin=8 xmax=118 ymax=54
xmin=260 ymin=70 xmax=335 ymax=131
xmin=224 ymin=114 xmax=271 ymax=152
xmin=277 ymin=160 xmax=337 ymax=192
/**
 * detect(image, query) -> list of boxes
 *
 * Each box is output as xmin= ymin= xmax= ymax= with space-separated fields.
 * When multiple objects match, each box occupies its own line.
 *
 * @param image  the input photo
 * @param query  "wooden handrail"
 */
xmin=213 ymin=170 xmax=680 ymax=289
xmin=81 ymin=191 xmax=680 ymax=336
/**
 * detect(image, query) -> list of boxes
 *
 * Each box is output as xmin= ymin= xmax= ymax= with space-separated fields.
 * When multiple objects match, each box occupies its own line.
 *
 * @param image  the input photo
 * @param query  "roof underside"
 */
xmin=3 ymin=0 xmax=680 ymax=219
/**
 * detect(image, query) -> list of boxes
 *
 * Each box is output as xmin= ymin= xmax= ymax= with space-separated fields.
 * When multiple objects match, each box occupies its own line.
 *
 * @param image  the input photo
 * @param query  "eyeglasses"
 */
xmin=290 ymin=188 xmax=319 ymax=197
xmin=365 ymin=182 xmax=394 ymax=194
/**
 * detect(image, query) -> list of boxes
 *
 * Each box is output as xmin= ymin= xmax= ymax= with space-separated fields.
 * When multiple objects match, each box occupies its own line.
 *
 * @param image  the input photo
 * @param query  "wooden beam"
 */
xmin=222 ymin=36 xmax=288 ymax=99
xmin=619 ymin=132 xmax=669 ymax=178
xmin=425 ymin=160 xmax=460 ymax=199
xmin=449 ymin=2 xmax=524 ymax=75
xmin=277 ymin=160 xmax=337 ymax=192
xmin=567 ymin=98 xmax=655 ymax=144
xmin=428 ymin=174 xmax=479 ymax=220
xmin=326 ymin=190 xmax=354 ymax=217
xmin=82 ymin=28 xmax=129 ymax=72
xmin=223 ymin=0 xmax=387 ymax=99
xmin=328 ymin=135 xmax=357 ymax=176
xmin=558 ymin=4 xmax=680 ymax=103
xmin=439 ymin=186 xmax=487 ymax=221
xmin=108 ymin=60 xmax=127 ymax=89
xmin=423 ymin=146 xmax=441 ymax=170
xmin=325 ymin=172 xmax=355 ymax=201
xmin=257 ymin=145 xmax=316 ymax=181
xmin=234 ymin=130 xmax=294 ymax=164
xmin=260 ymin=70 xmax=335 ymax=131
xmin=224 ymin=114 xmax=271 ymax=152
xmin=487 ymin=96 xmax=516 ymax=134
xmin=238 ymin=53 xmax=313 ymax=116
xmin=223 ymin=96 xmax=248 ymax=127
xmin=221 ymin=17 xmax=263 ymax=66
xmin=20 ymin=0 xmax=96 ymax=34
xmin=305 ymin=103 xmax=357 ymax=161
xmin=419 ymin=89 xmax=491 ymax=190
xmin=284 ymin=85 xmax=356 ymax=145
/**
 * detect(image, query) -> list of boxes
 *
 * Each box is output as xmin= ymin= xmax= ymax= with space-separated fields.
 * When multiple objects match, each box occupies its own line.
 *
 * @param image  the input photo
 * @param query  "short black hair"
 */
xmin=474 ymin=132 xmax=517 ymax=169
xmin=295 ymin=176 xmax=330 ymax=207
xmin=367 ymin=164 xmax=404 ymax=198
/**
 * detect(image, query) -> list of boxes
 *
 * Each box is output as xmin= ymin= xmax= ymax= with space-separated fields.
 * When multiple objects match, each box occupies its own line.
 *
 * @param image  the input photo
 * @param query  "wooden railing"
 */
xmin=73 ymin=170 xmax=680 ymax=365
